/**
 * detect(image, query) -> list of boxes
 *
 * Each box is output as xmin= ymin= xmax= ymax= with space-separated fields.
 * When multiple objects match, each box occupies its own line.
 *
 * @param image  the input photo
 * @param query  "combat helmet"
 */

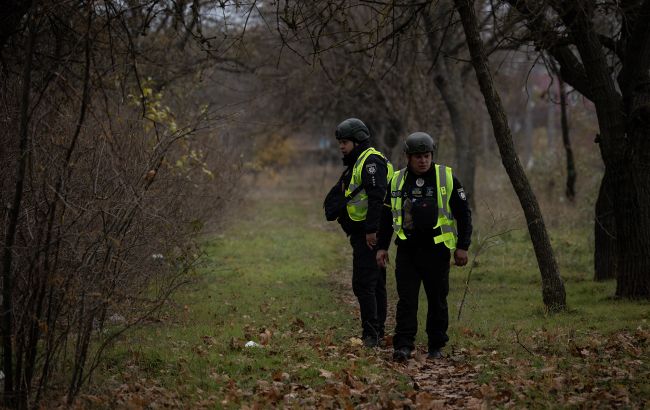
xmin=403 ymin=132 xmax=437 ymax=155
xmin=335 ymin=118 xmax=370 ymax=142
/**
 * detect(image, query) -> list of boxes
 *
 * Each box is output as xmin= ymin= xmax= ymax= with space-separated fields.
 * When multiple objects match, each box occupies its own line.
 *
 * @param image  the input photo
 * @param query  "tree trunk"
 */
xmin=0 ymin=0 xmax=31 ymax=49
xmin=594 ymin=171 xmax=617 ymax=281
xmin=524 ymin=99 xmax=534 ymax=170
xmin=453 ymin=0 xmax=567 ymax=311
xmin=614 ymin=84 xmax=650 ymax=297
xmin=546 ymin=94 xmax=556 ymax=155
xmin=2 ymin=10 xmax=36 ymax=407
xmin=434 ymin=70 xmax=477 ymax=209
xmin=558 ymin=76 xmax=576 ymax=200
xmin=423 ymin=6 xmax=477 ymax=209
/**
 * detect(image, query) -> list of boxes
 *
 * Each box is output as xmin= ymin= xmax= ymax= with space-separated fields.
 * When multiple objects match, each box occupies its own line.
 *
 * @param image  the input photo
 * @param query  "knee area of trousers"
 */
xmin=352 ymin=286 xmax=375 ymax=298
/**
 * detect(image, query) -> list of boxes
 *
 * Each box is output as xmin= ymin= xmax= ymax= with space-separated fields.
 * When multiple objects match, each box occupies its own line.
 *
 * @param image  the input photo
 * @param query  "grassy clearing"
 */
xmin=86 ymin=165 xmax=648 ymax=408
xmin=440 ymin=187 xmax=649 ymax=406
xmin=88 ymin=170 xmax=410 ymax=408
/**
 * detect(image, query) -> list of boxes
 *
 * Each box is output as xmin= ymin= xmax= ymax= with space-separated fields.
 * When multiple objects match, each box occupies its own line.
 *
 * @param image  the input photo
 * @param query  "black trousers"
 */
xmin=393 ymin=243 xmax=450 ymax=351
xmin=349 ymin=232 xmax=387 ymax=339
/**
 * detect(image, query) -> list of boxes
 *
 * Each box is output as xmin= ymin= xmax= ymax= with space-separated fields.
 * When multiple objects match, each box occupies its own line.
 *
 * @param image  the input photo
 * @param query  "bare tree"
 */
xmin=422 ymin=3 xmax=479 ymax=207
xmin=452 ymin=0 xmax=567 ymax=311
xmin=497 ymin=0 xmax=650 ymax=297
xmin=558 ymin=75 xmax=577 ymax=201
xmin=0 ymin=0 xmax=247 ymax=406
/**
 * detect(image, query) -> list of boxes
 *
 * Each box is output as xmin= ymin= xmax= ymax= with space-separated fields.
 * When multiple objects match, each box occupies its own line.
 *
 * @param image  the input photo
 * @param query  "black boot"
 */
xmin=363 ymin=335 xmax=379 ymax=348
xmin=392 ymin=346 xmax=412 ymax=362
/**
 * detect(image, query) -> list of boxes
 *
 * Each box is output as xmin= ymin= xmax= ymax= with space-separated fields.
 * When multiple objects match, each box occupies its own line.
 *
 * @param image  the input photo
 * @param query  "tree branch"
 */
xmin=505 ymin=0 xmax=594 ymax=101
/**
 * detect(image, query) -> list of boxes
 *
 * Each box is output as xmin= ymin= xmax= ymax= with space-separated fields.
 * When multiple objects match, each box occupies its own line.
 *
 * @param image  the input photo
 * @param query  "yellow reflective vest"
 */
xmin=345 ymin=147 xmax=394 ymax=221
xmin=389 ymin=164 xmax=457 ymax=250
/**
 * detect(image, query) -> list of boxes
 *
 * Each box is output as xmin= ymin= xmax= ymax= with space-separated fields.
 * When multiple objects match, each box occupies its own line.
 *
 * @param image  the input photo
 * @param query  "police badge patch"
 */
xmin=457 ymin=188 xmax=466 ymax=200
xmin=366 ymin=163 xmax=377 ymax=174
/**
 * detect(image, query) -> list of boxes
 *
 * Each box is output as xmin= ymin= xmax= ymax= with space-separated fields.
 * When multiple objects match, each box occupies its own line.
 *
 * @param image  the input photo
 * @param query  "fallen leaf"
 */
xmin=319 ymin=369 xmax=334 ymax=379
xmin=349 ymin=337 xmax=363 ymax=347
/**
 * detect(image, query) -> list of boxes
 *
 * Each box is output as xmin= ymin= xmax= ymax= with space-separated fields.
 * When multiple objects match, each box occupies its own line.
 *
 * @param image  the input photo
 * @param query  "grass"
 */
xmin=87 ymin=165 xmax=649 ymax=408
xmin=89 ymin=170 xmax=411 ymax=408
xmin=440 ymin=225 xmax=649 ymax=407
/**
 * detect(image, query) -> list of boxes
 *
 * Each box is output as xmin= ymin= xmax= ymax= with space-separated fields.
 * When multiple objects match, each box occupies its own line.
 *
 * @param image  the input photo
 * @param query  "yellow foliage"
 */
xmin=254 ymin=134 xmax=295 ymax=170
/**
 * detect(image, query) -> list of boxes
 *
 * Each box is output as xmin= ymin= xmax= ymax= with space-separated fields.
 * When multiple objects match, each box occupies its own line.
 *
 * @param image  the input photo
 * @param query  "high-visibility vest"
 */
xmin=345 ymin=147 xmax=394 ymax=221
xmin=389 ymin=164 xmax=457 ymax=250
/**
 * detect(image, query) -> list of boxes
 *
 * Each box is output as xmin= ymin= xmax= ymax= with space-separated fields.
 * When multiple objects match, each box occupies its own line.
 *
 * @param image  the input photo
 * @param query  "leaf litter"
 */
xmin=70 ymin=267 xmax=648 ymax=408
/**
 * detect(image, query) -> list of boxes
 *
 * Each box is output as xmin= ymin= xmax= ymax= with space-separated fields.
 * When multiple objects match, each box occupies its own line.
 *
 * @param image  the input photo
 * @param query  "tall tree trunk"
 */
xmin=614 ymin=84 xmax=650 ymax=297
xmin=434 ymin=70 xmax=477 ymax=208
xmin=524 ymin=99 xmax=534 ymax=170
xmin=423 ymin=6 xmax=477 ymax=209
xmin=594 ymin=171 xmax=617 ymax=281
xmin=546 ymin=95 xmax=556 ymax=155
xmin=453 ymin=0 xmax=567 ymax=311
xmin=562 ymin=5 xmax=648 ymax=296
xmin=0 ymin=0 xmax=32 ymax=49
xmin=2 ymin=10 xmax=36 ymax=407
xmin=558 ymin=76 xmax=576 ymax=200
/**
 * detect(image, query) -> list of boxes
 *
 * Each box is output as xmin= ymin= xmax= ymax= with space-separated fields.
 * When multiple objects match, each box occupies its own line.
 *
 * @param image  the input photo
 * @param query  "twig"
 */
xmin=457 ymin=202 xmax=518 ymax=321
xmin=513 ymin=326 xmax=536 ymax=356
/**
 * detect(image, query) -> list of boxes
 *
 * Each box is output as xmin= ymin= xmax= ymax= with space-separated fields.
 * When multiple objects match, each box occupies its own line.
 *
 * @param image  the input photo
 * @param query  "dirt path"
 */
xmin=330 ymin=262 xmax=484 ymax=409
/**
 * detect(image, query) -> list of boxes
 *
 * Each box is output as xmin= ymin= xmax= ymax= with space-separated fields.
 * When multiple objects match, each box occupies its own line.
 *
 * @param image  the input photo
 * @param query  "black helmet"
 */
xmin=403 ymin=132 xmax=437 ymax=155
xmin=335 ymin=118 xmax=370 ymax=142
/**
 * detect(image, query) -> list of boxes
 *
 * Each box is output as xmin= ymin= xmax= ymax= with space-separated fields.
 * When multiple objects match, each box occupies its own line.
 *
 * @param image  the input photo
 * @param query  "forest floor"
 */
xmin=79 ymin=165 xmax=648 ymax=409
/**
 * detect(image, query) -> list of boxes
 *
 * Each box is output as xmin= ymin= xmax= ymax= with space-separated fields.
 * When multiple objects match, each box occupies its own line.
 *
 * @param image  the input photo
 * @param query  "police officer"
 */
xmin=376 ymin=132 xmax=472 ymax=361
xmin=333 ymin=118 xmax=393 ymax=347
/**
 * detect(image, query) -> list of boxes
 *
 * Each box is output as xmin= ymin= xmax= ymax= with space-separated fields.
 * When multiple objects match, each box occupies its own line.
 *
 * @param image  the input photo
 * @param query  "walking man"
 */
xmin=376 ymin=132 xmax=472 ymax=361
xmin=329 ymin=118 xmax=393 ymax=347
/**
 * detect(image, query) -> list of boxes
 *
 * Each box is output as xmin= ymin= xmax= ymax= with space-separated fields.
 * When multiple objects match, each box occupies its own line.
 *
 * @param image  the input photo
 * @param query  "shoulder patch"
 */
xmin=457 ymin=188 xmax=466 ymax=201
xmin=366 ymin=163 xmax=377 ymax=175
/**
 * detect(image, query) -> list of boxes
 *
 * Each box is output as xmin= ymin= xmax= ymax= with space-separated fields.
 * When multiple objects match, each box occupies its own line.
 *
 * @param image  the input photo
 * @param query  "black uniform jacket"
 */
xmin=337 ymin=143 xmax=389 ymax=235
xmin=377 ymin=164 xmax=472 ymax=250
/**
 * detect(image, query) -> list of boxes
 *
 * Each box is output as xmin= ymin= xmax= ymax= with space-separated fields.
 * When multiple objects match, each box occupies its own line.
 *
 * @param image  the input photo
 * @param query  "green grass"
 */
xmin=89 ymin=168 xmax=649 ymax=408
xmin=439 ymin=227 xmax=649 ymax=407
xmin=91 ymin=175 xmax=410 ymax=408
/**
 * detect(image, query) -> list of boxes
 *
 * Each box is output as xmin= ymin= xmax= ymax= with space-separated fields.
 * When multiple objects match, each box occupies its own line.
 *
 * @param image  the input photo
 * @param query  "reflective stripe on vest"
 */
xmin=390 ymin=164 xmax=457 ymax=250
xmin=345 ymin=147 xmax=394 ymax=221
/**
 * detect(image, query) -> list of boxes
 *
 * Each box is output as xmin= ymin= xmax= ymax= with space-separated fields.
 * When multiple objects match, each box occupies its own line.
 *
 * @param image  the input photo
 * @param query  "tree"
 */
xmin=263 ymin=1 xmax=445 ymax=162
xmin=497 ymin=0 xmax=650 ymax=297
xmin=453 ymin=0 xmax=567 ymax=311
xmin=422 ymin=3 xmax=481 ymax=207
xmin=558 ymin=74 xmax=577 ymax=201
xmin=0 ymin=1 xmax=247 ymax=406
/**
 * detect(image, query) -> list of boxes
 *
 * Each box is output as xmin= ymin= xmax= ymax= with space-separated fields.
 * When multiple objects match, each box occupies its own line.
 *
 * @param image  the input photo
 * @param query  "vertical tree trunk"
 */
xmin=434 ymin=70 xmax=477 ymax=208
xmin=2 ymin=10 xmax=35 ymax=407
xmin=594 ymin=171 xmax=617 ymax=280
xmin=481 ymin=118 xmax=491 ymax=154
xmin=524 ymin=99 xmax=534 ymax=170
xmin=423 ymin=6 xmax=477 ymax=209
xmin=565 ymin=14 xmax=649 ymax=294
xmin=453 ymin=0 xmax=567 ymax=311
xmin=546 ymin=95 xmax=556 ymax=155
xmin=558 ymin=76 xmax=576 ymax=200
xmin=614 ymin=85 xmax=650 ymax=297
